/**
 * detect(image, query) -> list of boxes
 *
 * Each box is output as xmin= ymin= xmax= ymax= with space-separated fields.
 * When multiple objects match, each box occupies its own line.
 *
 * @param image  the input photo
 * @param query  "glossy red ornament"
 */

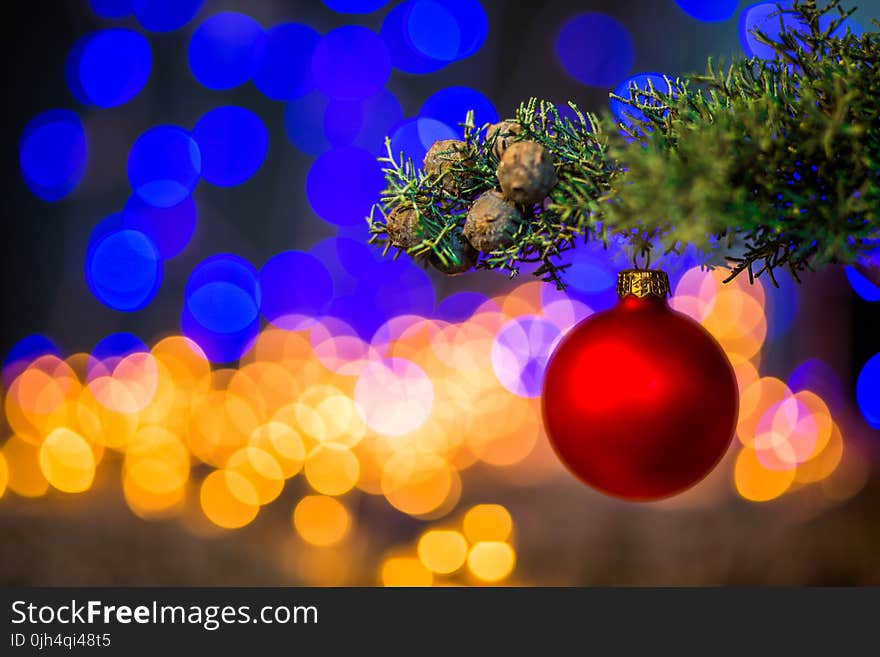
xmin=542 ymin=269 xmax=738 ymax=501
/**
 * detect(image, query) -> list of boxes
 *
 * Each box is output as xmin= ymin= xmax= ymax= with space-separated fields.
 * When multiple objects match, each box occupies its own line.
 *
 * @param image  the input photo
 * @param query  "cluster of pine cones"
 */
xmin=384 ymin=121 xmax=558 ymax=275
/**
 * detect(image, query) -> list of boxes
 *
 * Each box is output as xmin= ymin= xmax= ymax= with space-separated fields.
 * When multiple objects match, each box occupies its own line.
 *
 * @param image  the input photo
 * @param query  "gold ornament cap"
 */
xmin=616 ymin=269 xmax=670 ymax=299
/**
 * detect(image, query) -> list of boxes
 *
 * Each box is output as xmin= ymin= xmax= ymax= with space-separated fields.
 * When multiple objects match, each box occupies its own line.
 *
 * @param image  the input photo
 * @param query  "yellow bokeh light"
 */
xmin=293 ymin=495 xmax=352 ymax=547
xmin=734 ymin=447 xmax=795 ymax=502
xmin=417 ymin=530 xmax=468 ymax=575
xmin=380 ymin=556 xmax=433 ymax=587
xmin=2 ymin=435 xmax=48 ymax=497
xmin=304 ymin=443 xmax=360 ymax=496
xmin=463 ymin=504 xmax=513 ymax=543
xmin=467 ymin=541 xmax=516 ymax=583
xmin=225 ymin=446 xmax=284 ymax=505
xmin=0 ymin=450 xmax=8 ymax=498
xmin=199 ymin=469 xmax=259 ymax=529
xmin=381 ymin=448 xmax=457 ymax=517
xmin=795 ymin=422 xmax=843 ymax=484
xmin=39 ymin=428 xmax=95 ymax=493
xmin=249 ymin=421 xmax=306 ymax=479
xmin=295 ymin=385 xmax=366 ymax=447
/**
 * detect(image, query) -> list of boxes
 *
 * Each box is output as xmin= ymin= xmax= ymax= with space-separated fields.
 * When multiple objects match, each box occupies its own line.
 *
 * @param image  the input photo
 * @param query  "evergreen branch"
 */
xmin=367 ymin=0 xmax=880 ymax=286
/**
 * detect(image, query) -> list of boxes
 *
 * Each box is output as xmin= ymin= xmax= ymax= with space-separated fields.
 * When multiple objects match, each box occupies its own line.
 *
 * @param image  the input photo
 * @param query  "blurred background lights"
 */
xmin=121 ymin=193 xmax=196 ymax=259
xmin=87 ymin=332 xmax=148 ymax=379
xmin=39 ymin=428 xmax=95 ymax=494
xmin=323 ymin=0 xmax=389 ymax=14
xmin=254 ymin=23 xmax=319 ymax=101
xmin=675 ymin=0 xmax=738 ymax=23
xmin=492 ymin=317 xmax=561 ymax=398
xmin=467 ymin=541 xmax=515 ymax=582
xmin=188 ymin=12 xmax=266 ymax=91
xmin=355 ymin=357 xmax=434 ymax=436
xmin=389 ymin=118 xmax=458 ymax=168
xmin=19 ymin=110 xmax=87 ymax=201
xmin=311 ymin=26 xmax=391 ymax=101
xmin=419 ymin=86 xmax=498 ymax=136
xmin=259 ymin=251 xmax=334 ymax=330
xmin=193 ymin=106 xmax=268 ymax=187
xmin=185 ymin=255 xmax=261 ymax=333
xmin=68 ymin=29 xmax=151 ymax=107
xmin=86 ymin=226 xmax=162 ymax=311
xmin=284 ymin=91 xmax=331 ymax=156
xmin=90 ymin=0 xmax=132 ymax=19
xmin=3 ymin=335 xmax=60 ymax=389
xmin=183 ymin=254 xmax=261 ymax=363
xmin=132 ymin=0 xmax=204 ymax=33
xmin=462 ymin=504 xmax=512 ymax=543
xmin=418 ymin=530 xmax=468 ymax=574
xmin=380 ymin=1 xmax=447 ymax=74
xmin=351 ymin=90 xmax=403 ymax=152
xmin=306 ymin=147 xmax=385 ymax=226
xmin=856 ymin=353 xmax=880 ymax=428
xmin=556 ymin=13 xmax=634 ymax=87
xmin=128 ymin=126 xmax=201 ymax=208
xmin=294 ymin=495 xmax=352 ymax=547
xmin=845 ymin=266 xmax=880 ymax=302
xmin=405 ymin=0 xmax=488 ymax=64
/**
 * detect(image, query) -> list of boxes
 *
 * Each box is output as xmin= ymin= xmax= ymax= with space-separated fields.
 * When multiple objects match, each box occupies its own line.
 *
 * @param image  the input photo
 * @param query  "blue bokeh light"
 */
xmin=419 ymin=86 xmax=498 ymax=136
xmin=764 ymin=268 xmax=798 ymax=339
xmin=86 ymin=224 xmax=163 ymax=312
xmin=381 ymin=1 xmax=447 ymax=74
xmin=407 ymin=0 xmax=488 ymax=63
xmin=254 ymin=23 xmax=319 ymax=101
xmin=183 ymin=254 xmax=261 ymax=363
xmin=740 ymin=1 xmax=863 ymax=59
xmin=259 ymin=251 xmax=334 ymax=329
xmin=788 ymin=358 xmax=845 ymax=411
xmin=128 ymin=126 xmax=201 ymax=208
xmin=87 ymin=332 xmax=148 ymax=379
xmin=856 ymin=352 xmax=880 ymax=428
xmin=323 ymin=0 xmax=389 ymax=13
xmin=121 ymin=193 xmax=196 ymax=259
xmin=132 ymin=0 xmax=204 ymax=32
xmin=306 ymin=147 xmax=385 ymax=226
xmin=310 ymin=236 xmax=378 ymax=297
xmin=353 ymin=90 xmax=403 ymax=152
xmin=675 ymin=0 xmax=737 ymax=22
xmin=188 ymin=12 xmax=266 ymax=91
xmin=90 ymin=0 xmax=132 ymax=18
xmin=312 ymin=26 xmax=391 ymax=100
xmin=324 ymin=99 xmax=364 ymax=147
xmin=68 ymin=29 xmax=151 ymax=108
xmin=2 ymin=335 xmax=61 ymax=388
xmin=610 ymin=73 xmax=672 ymax=128
xmin=19 ymin=110 xmax=87 ymax=202
xmin=557 ymin=13 xmax=634 ymax=87
xmin=434 ymin=291 xmax=487 ymax=322
xmin=284 ymin=91 xmax=331 ymax=156
xmin=388 ymin=117 xmax=458 ymax=167
xmin=845 ymin=266 xmax=880 ymax=302
xmin=193 ymin=106 xmax=268 ymax=187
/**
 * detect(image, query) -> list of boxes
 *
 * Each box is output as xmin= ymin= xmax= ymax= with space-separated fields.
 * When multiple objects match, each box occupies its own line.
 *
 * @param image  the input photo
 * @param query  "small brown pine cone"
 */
xmin=496 ymin=140 xmax=558 ymax=205
xmin=464 ymin=190 xmax=521 ymax=252
xmin=423 ymin=139 xmax=472 ymax=193
xmin=486 ymin=120 xmax=523 ymax=158
xmin=385 ymin=204 xmax=422 ymax=250
xmin=429 ymin=230 xmax=478 ymax=276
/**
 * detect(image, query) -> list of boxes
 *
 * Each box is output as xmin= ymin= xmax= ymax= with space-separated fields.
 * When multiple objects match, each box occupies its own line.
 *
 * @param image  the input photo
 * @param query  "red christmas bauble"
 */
xmin=542 ymin=269 xmax=739 ymax=500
